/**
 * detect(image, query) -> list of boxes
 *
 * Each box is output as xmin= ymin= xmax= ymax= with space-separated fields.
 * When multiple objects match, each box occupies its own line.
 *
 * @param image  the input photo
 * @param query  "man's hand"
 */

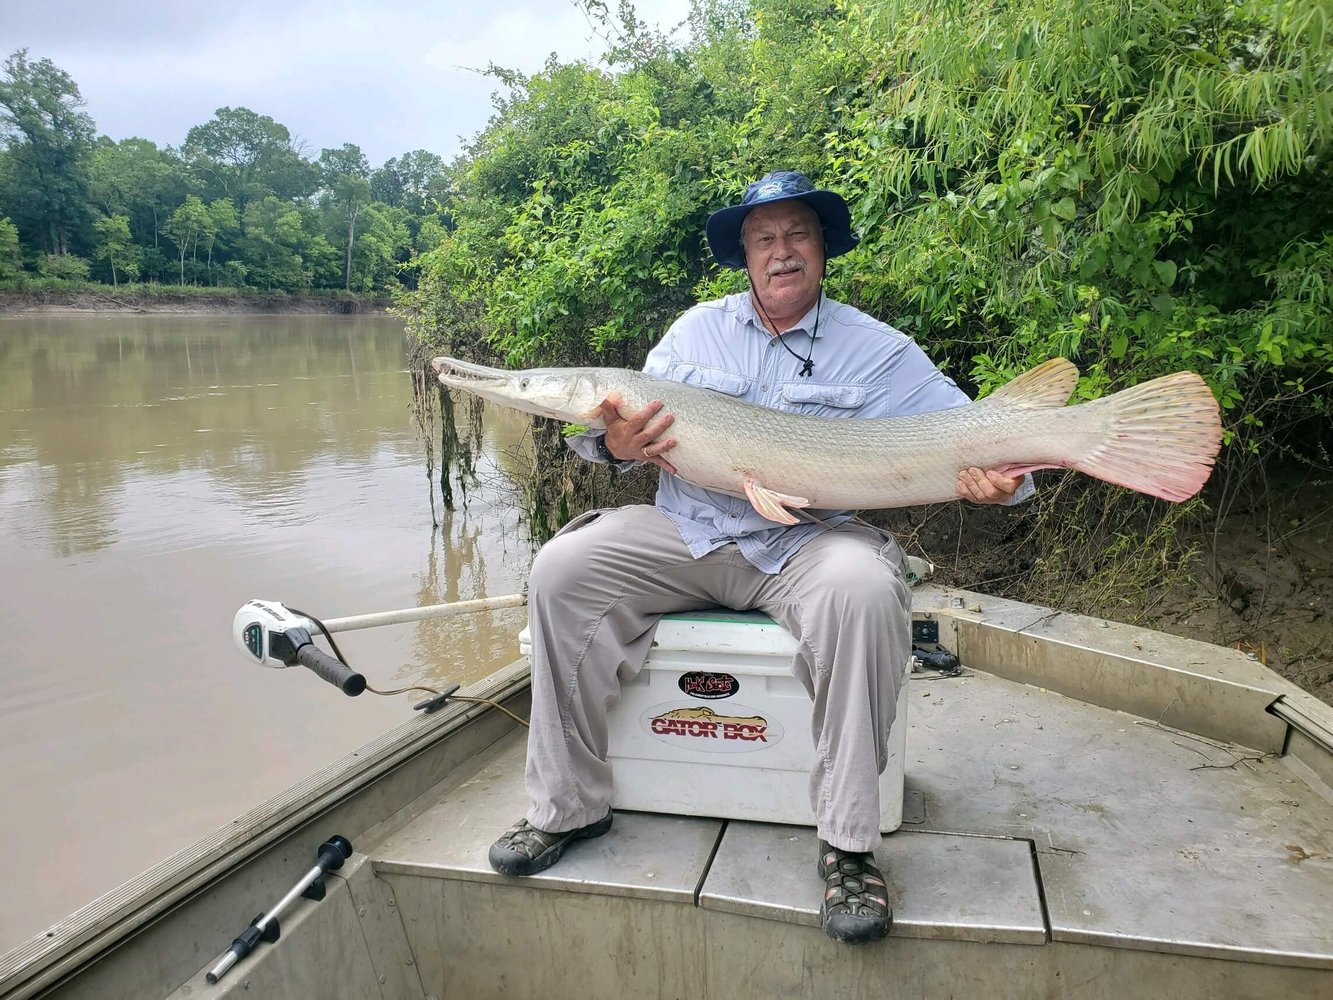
xmin=956 ymin=467 xmax=1022 ymax=505
xmin=600 ymin=397 xmax=679 ymax=474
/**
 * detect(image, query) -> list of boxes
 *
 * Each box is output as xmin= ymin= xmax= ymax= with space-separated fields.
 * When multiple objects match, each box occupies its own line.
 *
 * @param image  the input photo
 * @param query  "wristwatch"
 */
xmin=595 ymin=435 xmax=618 ymax=464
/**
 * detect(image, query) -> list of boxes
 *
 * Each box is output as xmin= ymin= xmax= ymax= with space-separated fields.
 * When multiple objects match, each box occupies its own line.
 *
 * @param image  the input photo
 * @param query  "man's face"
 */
xmin=742 ymin=200 xmax=825 ymax=322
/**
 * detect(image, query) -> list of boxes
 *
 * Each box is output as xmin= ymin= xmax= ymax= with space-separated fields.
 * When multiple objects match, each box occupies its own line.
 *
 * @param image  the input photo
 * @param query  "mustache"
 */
xmin=766 ymin=261 xmax=806 ymax=277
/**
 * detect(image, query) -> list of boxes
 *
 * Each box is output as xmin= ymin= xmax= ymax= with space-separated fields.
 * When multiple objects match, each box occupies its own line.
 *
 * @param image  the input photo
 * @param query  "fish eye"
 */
xmin=519 ymin=378 xmax=530 ymax=390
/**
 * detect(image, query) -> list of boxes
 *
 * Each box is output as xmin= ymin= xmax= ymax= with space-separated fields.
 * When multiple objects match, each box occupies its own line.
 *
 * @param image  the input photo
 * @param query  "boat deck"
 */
xmin=366 ymin=666 xmax=1333 ymax=998
xmin=11 ymin=589 xmax=1333 ymax=1000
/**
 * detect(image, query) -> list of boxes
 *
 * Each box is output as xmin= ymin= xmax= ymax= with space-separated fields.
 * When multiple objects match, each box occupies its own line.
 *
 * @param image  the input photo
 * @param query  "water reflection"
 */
xmin=0 ymin=313 xmax=536 ymax=953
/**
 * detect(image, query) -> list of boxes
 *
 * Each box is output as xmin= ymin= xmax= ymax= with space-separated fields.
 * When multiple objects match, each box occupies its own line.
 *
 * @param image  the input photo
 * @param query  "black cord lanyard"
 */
xmin=752 ymin=284 xmax=821 ymax=377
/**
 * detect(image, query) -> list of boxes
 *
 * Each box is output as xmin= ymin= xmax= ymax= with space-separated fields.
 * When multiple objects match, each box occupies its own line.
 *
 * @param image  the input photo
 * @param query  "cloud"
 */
xmin=5 ymin=0 xmax=692 ymax=164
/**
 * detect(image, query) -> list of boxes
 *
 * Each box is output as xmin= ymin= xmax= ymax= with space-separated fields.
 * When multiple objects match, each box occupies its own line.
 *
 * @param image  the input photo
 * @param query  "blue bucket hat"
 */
xmin=705 ymin=170 xmax=858 ymax=269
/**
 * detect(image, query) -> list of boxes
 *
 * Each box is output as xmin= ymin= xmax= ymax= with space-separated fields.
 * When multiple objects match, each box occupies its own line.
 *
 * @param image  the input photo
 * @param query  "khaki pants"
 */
xmin=523 ymin=505 xmax=912 ymax=852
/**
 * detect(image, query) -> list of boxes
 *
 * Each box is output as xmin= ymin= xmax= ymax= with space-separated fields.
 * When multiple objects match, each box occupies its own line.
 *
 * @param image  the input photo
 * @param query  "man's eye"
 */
xmin=755 ymin=236 xmax=775 ymax=248
xmin=789 ymin=229 xmax=810 ymax=241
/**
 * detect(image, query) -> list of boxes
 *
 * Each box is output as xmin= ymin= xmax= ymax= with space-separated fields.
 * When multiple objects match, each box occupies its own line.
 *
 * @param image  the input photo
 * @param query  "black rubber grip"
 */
xmin=295 ymin=644 xmax=366 ymax=696
xmin=317 ymin=835 xmax=353 ymax=872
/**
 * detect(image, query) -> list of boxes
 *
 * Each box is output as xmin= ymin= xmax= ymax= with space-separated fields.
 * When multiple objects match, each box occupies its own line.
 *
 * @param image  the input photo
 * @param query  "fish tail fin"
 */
xmin=1070 ymin=372 xmax=1222 ymax=502
xmin=985 ymin=358 xmax=1080 ymax=408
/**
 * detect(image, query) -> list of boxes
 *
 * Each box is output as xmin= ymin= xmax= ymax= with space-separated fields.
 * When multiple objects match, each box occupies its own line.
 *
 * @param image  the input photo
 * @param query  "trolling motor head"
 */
xmin=232 ymin=600 xmax=366 ymax=695
xmin=234 ymin=600 xmax=313 ymax=667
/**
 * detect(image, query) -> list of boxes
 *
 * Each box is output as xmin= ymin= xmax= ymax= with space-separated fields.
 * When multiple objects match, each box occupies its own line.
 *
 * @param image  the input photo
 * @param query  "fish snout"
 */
xmin=432 ymin=357 xmax=511 ymax=387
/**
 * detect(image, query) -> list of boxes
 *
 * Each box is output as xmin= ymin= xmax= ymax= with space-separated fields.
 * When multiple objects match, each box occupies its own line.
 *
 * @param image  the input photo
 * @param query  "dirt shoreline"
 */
xmin=0 ymin=288 xmax=392 ymax=316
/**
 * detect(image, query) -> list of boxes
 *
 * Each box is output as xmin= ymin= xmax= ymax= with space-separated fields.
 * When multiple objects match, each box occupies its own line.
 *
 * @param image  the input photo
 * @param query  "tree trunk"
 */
xmin=345 ymin=214 xmax=356 ymax=290
xmin=344 ymin=202 xmax=363 ymax=291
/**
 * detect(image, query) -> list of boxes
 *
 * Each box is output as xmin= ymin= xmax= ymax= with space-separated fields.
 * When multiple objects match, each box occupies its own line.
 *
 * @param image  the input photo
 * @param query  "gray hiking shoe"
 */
xmin=818 ymin=839 xmax=892 ymax=944
xmin=488 ymin=812 xmax=614 ymax=877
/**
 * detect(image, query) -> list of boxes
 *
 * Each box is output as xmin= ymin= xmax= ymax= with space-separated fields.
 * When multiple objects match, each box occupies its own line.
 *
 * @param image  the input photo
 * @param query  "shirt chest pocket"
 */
xmin=780 ymin=381 xmax=867 ymax=414
xmin=671 ymin=363 xmax=752 ymax=397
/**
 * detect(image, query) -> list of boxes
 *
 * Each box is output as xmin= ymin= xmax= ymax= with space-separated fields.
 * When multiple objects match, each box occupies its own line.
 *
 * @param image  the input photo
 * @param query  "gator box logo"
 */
xmin=677 ymin=671 xmax=740 ymax=700
xmin=641 ymin=703 xmax=783 ymax=754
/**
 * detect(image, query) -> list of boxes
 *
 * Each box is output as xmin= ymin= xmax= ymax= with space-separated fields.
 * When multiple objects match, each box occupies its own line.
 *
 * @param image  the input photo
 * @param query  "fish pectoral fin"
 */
xmin=742 ymin=475 xmax=810 ymax=526
xmin=580 ymin=391 xmax=624 ymax=422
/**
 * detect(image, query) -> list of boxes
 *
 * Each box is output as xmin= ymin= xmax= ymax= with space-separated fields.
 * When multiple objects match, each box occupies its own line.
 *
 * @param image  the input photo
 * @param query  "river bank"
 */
xmin=0 ymin=286 xmax=392 ymax=315
xmin=869 ymin=466 xmax=1333 ymax=707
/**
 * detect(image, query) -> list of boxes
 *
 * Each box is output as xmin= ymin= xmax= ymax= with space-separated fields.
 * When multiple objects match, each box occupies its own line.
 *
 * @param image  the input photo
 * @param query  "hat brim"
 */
xmin=705 ymin=189 xmax=859 ymax=269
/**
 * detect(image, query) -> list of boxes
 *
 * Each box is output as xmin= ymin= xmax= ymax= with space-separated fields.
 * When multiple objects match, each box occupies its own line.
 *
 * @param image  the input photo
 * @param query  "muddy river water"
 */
xmin=0 ymin=313 xmax=534 ymax=954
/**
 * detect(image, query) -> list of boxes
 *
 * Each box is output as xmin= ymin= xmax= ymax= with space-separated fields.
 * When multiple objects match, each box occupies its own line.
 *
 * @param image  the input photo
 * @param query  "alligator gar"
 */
xmin=432 ymin=356 xmax=1222 ymax=525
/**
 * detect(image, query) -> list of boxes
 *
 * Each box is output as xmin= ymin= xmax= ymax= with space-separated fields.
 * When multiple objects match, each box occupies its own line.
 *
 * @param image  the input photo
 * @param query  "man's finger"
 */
xmin=609 ymin=398 xmax=661 ymax=431
xmin=640 ymin=411 xmax=675 ymax=441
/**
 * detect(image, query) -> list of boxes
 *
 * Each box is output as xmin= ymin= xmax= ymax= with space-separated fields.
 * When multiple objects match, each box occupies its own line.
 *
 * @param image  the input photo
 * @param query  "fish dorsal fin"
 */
xmin=985 ymin=358 xmax=1079 ymax=409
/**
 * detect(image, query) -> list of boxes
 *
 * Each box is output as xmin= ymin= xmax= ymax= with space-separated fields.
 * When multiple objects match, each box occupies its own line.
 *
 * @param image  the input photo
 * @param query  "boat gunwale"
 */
xmin=0 ymin=660 xmax=531 ymax=1000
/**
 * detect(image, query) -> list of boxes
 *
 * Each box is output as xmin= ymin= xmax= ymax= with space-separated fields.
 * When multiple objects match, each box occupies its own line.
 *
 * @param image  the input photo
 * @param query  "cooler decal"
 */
xmin=641 ymin=703 xmax=784 ymax=753
xmin=677 ymin=671 xmax=741 ymax=700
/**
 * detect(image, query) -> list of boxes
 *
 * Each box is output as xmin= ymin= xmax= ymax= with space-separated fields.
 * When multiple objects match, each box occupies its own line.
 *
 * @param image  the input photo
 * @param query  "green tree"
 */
xmin=182 ymin=107 xmax=314 ymax=211
xmin=0 ymin=49 xmax=95 ymax=254
xmin=319 ymin=143 xmax=372 ymax=290
xmin=92 ymin=213 xmax=140 ymax=286
xmin=240 ymin=195 xmax=339 ymax=291
xmin=0 ymin=215 xmax=20 ymax=280
xmin=350 ymin=203 xmax=411 ymax=292
xmin=203 ymin=197 xmax=239 ymax=283
xmin=88 ymin=137 xmax=186 ymax=249
xmin=163 ymin=194 xmax=211 ymax=284
xmin=371 ymin=149 xmax=446 ymax=214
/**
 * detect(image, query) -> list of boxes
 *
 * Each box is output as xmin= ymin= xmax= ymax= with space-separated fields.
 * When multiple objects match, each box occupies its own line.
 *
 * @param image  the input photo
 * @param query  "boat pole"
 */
xmin=205 ymin=835 xmax=353 ymax=984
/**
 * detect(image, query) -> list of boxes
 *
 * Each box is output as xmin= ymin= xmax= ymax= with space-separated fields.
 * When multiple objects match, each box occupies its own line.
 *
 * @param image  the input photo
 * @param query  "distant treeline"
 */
xmin=0 ymin=49 xmax=452 ymax=294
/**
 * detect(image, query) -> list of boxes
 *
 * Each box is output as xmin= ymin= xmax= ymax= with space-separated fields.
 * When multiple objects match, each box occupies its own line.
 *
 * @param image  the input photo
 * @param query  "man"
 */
xmin=488 ymin=170 xmax=1031 ymax=944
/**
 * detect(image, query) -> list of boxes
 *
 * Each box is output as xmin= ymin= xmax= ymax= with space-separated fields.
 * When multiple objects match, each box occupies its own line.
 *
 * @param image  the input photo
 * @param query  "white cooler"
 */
xmin=519 ymin=608 xmax=909 ymax=833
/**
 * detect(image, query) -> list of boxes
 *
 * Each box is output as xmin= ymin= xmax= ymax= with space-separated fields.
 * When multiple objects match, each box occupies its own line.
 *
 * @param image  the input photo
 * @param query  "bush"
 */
xmin=36 ymin=252 xmax=91 ymax=281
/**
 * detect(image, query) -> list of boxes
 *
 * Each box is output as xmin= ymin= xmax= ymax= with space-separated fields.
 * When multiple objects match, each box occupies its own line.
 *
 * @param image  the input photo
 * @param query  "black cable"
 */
xmin=751 ymin=282 xmax=821 ymax=377
xmin=285 ymin=607 xmax=529 ymax=726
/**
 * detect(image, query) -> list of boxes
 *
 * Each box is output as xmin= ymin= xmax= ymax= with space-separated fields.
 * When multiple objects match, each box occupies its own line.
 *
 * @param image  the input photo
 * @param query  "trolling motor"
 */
xmin=232 ymin=600 xmax=366 ymax=696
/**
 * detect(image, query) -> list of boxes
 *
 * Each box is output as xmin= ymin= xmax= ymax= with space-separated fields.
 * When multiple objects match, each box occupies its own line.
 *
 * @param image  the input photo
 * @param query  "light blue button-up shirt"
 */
xmin=571 ymin=291 xmax=1033 ymax=573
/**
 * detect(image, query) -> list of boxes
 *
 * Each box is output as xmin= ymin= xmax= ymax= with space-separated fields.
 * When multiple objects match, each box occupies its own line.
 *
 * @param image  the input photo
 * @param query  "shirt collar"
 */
xmin=741 ymin=290 xmax=826 ymax=339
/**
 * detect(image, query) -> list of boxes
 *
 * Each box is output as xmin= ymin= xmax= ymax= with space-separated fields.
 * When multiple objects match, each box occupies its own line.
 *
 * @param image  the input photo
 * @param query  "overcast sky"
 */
xmin=5 ymin=0 xmax=693 ymax=166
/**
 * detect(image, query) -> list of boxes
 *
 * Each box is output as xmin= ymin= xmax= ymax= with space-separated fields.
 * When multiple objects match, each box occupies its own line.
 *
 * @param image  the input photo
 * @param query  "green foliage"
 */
xmin=349 ymin=203 xmax=412 ymax=293
xmin=826 ymin=0 xmax=1332 ymax=468
xmin=89 ymin=137 xmax=185 ymax=246
xmin=402 ymin=0 xmax=1330 ymax=459
xmin=0 ymin=215 xmax=19 ymax=280
xmin=395 ymin=0 xmax=1332 ymax=565
xmin=92 ymin=213 xmax=140 ymax=286
xmin=0 ymin=49 xmax=95 ymax=254
xmin=183 ymin=106 xmax=315 ymax=209
xmin=36 ymin=252 xmax=90 ymax=281
xmin=163 ymin=194 xmax=211 ymax=284
xmin=240 ymin=195 xmax=340 ymax=291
